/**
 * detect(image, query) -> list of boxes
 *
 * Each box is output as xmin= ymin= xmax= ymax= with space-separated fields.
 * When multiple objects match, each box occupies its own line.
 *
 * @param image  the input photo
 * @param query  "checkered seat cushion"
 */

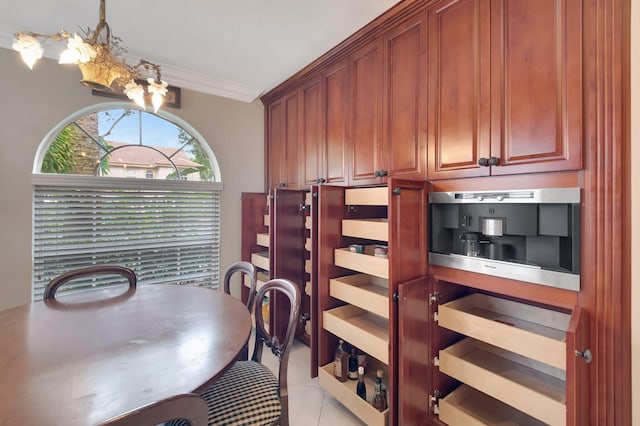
xmin=203 ymin=360 xmax=281 ymax=426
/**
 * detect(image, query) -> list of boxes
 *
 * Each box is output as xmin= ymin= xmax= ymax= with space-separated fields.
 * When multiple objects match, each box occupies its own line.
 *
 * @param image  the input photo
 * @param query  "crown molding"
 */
xmin=0 ymin=22 xmax=262 ymax=103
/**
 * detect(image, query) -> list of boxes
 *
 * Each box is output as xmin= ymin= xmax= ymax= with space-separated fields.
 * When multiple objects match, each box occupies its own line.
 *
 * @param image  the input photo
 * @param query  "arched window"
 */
xmin=32 ymin=103 xmax=222 ymax=301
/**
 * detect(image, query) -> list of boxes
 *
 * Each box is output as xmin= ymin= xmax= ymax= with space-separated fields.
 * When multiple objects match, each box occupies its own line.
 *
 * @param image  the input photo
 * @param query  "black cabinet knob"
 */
xmin=478 ymin=157 xmax=489 ymax=167
xmin=488 ymin=156 xmax=500 ymax=166
xmin=379 ymin=170 xmax=388 ymax=177
xmin=278 ymin=182 xmax=286 ymax=188
xmin=374 ymin=170 xmax=381 ymax=177
xmin=319 ymin=177 xmax=326 ymax=184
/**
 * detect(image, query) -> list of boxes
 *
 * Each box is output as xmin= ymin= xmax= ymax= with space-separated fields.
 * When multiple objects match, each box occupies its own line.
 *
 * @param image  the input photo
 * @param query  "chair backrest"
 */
xmin=96 ymin=393 xmax=208 ymax=426
xmin=250 ymin=278 xmax=301 ymax=423
xmin=223 ymin=261 xmax=258 ymax=312
xmin=43 ymin=265 xmax=137 ymax=301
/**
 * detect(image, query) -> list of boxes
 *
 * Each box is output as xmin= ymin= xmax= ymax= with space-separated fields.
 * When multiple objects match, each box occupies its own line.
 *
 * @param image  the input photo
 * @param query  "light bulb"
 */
xmin=12 ymin=34 xmax=43 ymax=70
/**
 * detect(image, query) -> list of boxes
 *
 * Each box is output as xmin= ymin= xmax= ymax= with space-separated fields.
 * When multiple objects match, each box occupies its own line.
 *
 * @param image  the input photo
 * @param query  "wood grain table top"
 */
xmin=0 ymin=284 xmax=251 ymax=425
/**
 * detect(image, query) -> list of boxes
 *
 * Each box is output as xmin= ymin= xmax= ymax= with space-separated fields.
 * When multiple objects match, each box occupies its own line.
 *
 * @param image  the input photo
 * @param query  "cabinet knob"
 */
xmin=278 ymin=182 xmax=286 ymax=188
xmin=379 ymin=170 xmax=388 ymax=177
xmin=374 ymin=170 xmax=381 ymax=177
xmin=478 ymin=157 xmax=489 ymax=167
xmin=488 ymin=156 xmax=500 ymax=166
xmin=318 ymin=177 xmax=326 ymax=184
xmin=576 ymin=348 xmax=593 ymax=363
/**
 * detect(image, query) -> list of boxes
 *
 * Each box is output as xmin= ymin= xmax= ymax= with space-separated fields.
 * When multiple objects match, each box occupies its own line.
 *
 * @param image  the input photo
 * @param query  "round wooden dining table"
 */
xmin=0 ymin=284 xmax=251 ymax=425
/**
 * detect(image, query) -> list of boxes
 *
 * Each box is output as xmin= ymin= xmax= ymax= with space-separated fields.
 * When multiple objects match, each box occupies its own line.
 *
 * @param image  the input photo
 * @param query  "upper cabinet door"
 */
xmin=384 ymin=11 xmax=428 ymax=181
xmin=324 ymin=60 xmax=350 ymax=186
xmin=489 ymin=0 xmax=582 ymax=175
xmin=349 ymin=40 xmax=384 ymax=186
xmin=301 ymin=76 xmax=324 ymax=187
xmin=266 ymin=90 xmax=302 ymax=190
xmin=427 ymin=0 xmax=582 ymax=180
xmin=427 ymin=0 xmax=491 ymax=180
xmin=267 ymin=99 xmax=285 ymax=190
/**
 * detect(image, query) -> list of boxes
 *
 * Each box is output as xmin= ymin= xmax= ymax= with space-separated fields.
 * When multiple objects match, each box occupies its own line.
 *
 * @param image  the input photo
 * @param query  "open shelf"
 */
xmin=323 ymin=305 xmax=389 ymax=364
xmin=439 ymin=384 xmax=546 ymax=426
xmin=330 ymin=274 xmax=388 ymax=319
xmin=438 ymin=293 xmax=570 ymax=370
xmin=342 ymin=218 xmax=388 ymax=241
xmin=318 ymin=363 xmax=388 ymax=426
xmin=439 ymin=338 xmax=566 ymax=426
xmin=334 ymin=247 xmax=389 ymax=279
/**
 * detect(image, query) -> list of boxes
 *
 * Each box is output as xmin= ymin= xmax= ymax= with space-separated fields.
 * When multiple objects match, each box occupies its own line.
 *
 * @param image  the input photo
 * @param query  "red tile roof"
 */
xmin=106 ymin=142 xmax=201 ymax=169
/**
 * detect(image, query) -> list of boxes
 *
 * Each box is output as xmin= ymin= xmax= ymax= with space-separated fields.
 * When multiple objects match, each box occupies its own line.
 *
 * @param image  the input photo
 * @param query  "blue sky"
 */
xmin=97 ymin=109 xmax=186 ymax=148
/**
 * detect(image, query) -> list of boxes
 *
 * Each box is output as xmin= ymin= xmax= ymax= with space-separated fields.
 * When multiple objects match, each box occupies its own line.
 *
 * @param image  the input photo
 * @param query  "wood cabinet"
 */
xmin=398 ymin=277 xmax=589 ymax=425
xmin=241 ymin=193 xmax=270 ymax=305
xmin=349 ymin=40 xmax=384 ymax=185
xmin=267 ymin=90 xmax=302 ymax=190
xmin=270 ymin=189 xmax=308 ymax=343
xmin=316 ymin=181 xmax=428 ymax=426
xmin=427 ymin=0 xmax=582 ymax=179
xmin=350 ymin=12 xmax=428 ymax=186
xmin=301 ymin=63 xmax=350 ymax=187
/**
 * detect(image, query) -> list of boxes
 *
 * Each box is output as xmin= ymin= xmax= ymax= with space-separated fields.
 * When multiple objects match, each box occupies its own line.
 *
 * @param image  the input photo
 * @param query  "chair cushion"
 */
xmin=202 ymin=360 xmax=281 ymax=426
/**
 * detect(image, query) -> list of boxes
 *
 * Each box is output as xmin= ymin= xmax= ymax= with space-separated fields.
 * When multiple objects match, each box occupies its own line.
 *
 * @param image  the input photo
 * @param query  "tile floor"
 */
xmin=261 ymin=340 xmax=366 ymax=426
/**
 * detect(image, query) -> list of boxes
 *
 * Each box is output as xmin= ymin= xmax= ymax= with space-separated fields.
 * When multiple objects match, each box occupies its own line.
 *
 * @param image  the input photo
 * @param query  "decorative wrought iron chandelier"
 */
xmin=12 ymin=0 xmax=168 ymax=112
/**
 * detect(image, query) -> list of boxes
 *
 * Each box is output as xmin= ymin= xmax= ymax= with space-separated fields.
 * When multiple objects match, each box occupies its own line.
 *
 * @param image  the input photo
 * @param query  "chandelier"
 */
xmin=11 ymin=0 xmax=168 ymax=112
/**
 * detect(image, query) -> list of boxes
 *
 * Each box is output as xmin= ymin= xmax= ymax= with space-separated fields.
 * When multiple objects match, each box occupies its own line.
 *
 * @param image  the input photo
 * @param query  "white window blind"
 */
xmin=32 ymin=175 xmax=222 ymax=301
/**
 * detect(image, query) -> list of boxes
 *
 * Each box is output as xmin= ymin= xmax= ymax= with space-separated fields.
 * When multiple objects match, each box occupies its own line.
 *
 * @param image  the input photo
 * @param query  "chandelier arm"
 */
xmin=16 ymin=31 xmax=71 ymax=42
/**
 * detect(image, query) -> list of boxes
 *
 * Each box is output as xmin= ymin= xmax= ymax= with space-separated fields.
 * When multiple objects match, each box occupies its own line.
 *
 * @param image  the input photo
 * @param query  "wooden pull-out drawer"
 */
xmin=318 ymin=363 xmax=388 ymax=426
xmin=330 ymin=274 xmax=389 ymax=319
xmin=256 ymin=233 xmax=270 ymax=247
xmin=305 ymin=215 xmax=312 ymax=230
xmin=334 ymin=247 xmax=389 ymax=279
xmin=305 ymin=191 xmax=312 ymax=205
xmin=439 ymin=384 xmax=546 ymax=426
xmin=342 ymin=218 xmax=389 ymax=241
xmin=305 ymin=237 xmax=312 ymax=251
xmin=264 ymin=214 xmax=270 ymax=227
xmin=439 ymin=338 xmax=566 ymax=426
xmin=323 ymin=305 xmax=389 ymax=364
xmin=438 ymin=293 xmax=570 ymax=369
xmin=251 ymin=251 xmax=270 ymax=272
xmin=246 ymin=271 xmax=269 ymax=291
xmin=345 ymin=186 xmax=388 ymax=206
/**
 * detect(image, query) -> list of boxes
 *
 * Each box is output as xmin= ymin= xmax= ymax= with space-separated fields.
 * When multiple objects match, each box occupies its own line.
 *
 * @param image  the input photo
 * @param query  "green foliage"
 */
xmin=41 ymin=126 xmax=76 ymax=173
xmin=178 ymin=129 xmax=213 ymax=181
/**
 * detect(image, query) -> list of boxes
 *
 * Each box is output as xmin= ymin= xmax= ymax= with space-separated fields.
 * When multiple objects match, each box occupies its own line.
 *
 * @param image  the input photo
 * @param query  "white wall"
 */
xmin=0 ymin=47 xmax=264 ymax=311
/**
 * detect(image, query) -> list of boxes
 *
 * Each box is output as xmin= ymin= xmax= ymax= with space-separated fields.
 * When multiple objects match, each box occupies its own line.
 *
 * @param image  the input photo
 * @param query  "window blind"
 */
xmin=32 ymin=175 xmax=221 ymax=301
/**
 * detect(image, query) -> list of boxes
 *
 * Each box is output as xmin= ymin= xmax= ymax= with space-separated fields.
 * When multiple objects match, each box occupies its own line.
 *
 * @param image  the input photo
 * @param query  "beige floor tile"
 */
xmin=288 ymin=384 xmax=325 ymax=426
xmin=318 ymin=392 xmax=366 ymax=426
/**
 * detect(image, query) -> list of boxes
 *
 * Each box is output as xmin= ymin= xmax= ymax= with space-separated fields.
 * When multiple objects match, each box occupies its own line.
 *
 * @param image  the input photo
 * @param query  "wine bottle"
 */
xmin=348 ymin=347 xmax=358 ymax=380
xmin=372 ymin=369 xmax=388 ymax=411
xmin=333 ymin=339 xmax=348 ymax=382
xmin=356 ymin=366 xmax=366 ymax=400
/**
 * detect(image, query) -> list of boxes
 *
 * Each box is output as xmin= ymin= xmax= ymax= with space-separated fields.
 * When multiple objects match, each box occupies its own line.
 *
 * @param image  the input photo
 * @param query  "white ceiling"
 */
xmin=0 ymin=0 xmax=401 ymax=102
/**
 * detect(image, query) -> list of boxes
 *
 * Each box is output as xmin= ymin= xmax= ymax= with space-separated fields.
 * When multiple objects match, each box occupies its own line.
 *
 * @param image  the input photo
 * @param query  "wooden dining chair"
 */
xmin=97 ymin=393 xmax=208 ymax=426
xmin=43 ymin=265 xmax=137 ymax=301
xmin=223 ymin=261 xmax=258 ymax=312
xmin=223 ymin=261 xmax=258 ymax=362
xmin=197 ymin=278 xmax=301 ymax=426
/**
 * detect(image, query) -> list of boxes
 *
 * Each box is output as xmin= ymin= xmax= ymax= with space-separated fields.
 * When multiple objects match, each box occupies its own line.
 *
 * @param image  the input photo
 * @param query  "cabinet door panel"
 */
xmin=301 ymin=78 xmax=324 ymax=186
xmin=385 ymin=12 xmax=427 ymax=180
xmin=325 ymin=61 xmax=350 ymax=186
xmin=490 ymin=0 xmax=582 ymax=174
xmin=271 ymin=189 xmax=306 ymax=340
xmin=397 ymin=277 xmax=431 ymax=426
xmin=350 ymin=40 xmax=384 ymax=185
xmin=566 ymin=306 xmax=589 ymax=425
xmin=267 ymin=100 xmax=284 ymax=190
xmin=427 ymin=0 xmax=491 ymax=180
xmin=283 ymin=92 xmax=302 ymax=188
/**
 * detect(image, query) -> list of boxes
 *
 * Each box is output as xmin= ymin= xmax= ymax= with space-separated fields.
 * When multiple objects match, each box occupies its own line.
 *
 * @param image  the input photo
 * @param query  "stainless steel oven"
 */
xmin=428 ymin=188 xmax=580 ymax=291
